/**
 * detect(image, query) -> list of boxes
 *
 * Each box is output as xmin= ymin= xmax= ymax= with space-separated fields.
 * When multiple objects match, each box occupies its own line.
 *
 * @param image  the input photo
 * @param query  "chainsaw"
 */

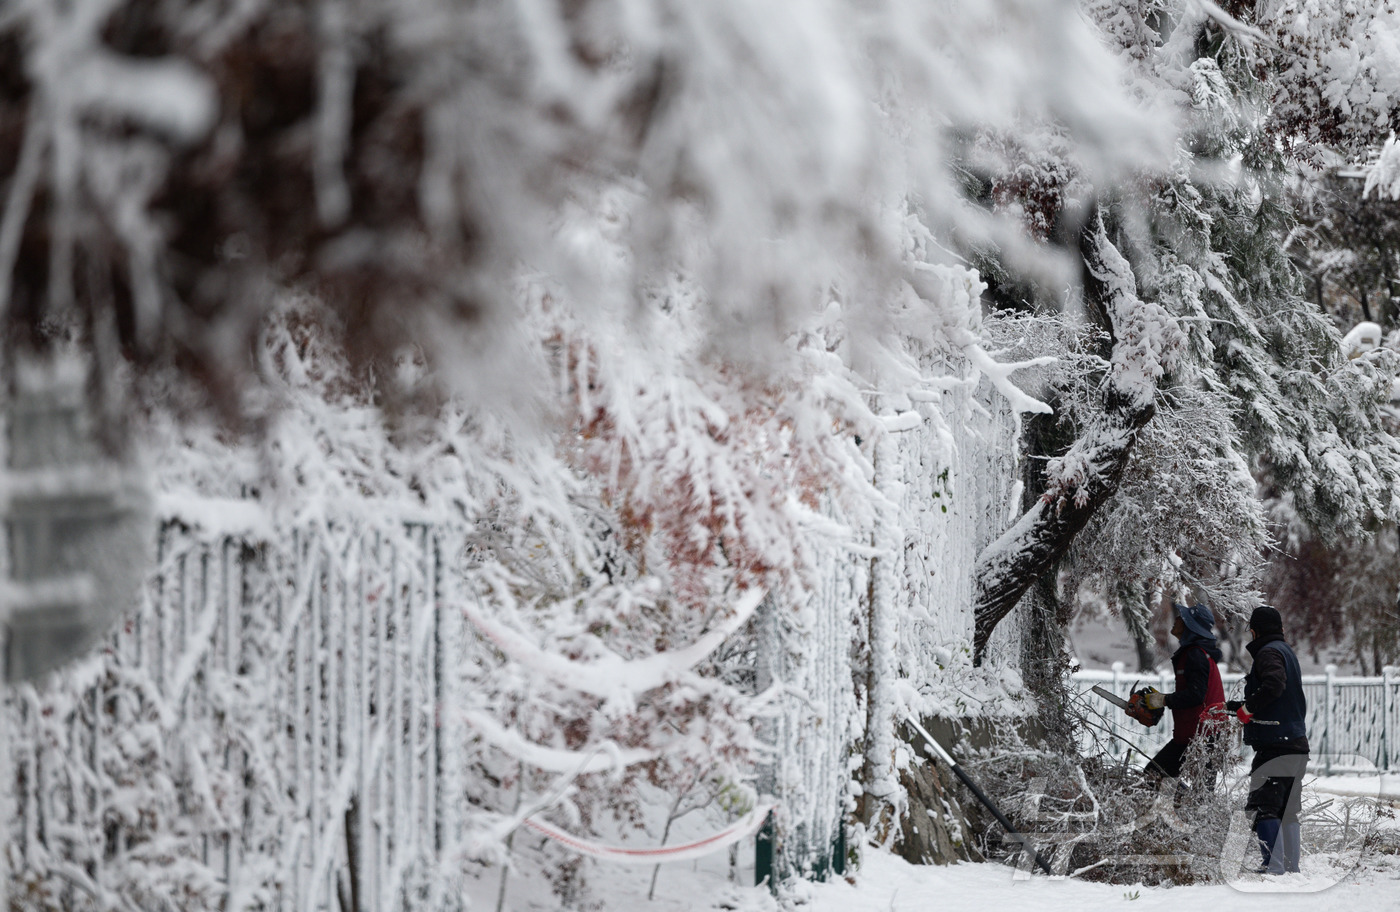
xmin=1091 ymin=684 xmax=1280 ymax=727
xmin=1091 ymin=683 xmax=1164 ymax=727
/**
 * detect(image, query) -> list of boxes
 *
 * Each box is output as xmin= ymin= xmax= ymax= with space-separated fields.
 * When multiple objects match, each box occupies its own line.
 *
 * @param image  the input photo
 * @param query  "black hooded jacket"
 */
xmin=1244 ymin=632 xmax=1310 ymax=752
xmin=1163 ymin=632 xmax=1222 ymax=711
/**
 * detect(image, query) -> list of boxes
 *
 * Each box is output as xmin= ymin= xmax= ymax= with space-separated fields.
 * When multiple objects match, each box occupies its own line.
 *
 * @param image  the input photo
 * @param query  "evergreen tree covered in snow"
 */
xmin=971 ymin=1 xmax=1400 ymax=661
xmin=1289 ymin=170 xmax=1400 ymax=332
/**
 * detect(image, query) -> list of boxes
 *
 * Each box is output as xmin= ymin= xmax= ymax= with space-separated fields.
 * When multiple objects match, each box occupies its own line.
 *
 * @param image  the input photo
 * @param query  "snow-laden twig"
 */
xmin=461 ymin=587 xmax=767 ymax=699
xmin=1364 ymin=134 xmax=1400 ymax=201
xmin=1189 ymin=0 xmax=1268 ymax=45
xmin=459 ymin=744 xmax=618 ymax=860
xmin=964 ymin=344 xmax=1056 ymax=415
xmin=1083 ymin=215 xmax=1184 ymax=409
xmin=459 ymin=709 xmax=658 ymax=775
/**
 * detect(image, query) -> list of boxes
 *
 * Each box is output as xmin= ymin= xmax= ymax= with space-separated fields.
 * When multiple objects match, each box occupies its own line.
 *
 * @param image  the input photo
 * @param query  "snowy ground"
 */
xmin=476 ymin=776 xmax=1400 ymax=911
xmin=792 ymin=848 xmax=1400 ymax=912
xmin=1310 ymin=773 xmax=1400 ymax=799
xmin=514 ymin=836 xmax=1400 ymax=912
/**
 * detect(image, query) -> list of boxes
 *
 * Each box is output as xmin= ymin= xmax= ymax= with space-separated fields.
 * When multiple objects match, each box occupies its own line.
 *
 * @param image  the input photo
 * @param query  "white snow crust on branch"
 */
xmin=62 ymin=50 xmax=217 ymax=143
xmin=1365 ymin=133 xmax=1400 ymax=200
xmin=975 ymin=498 xmax=1050 ymax=591
xmin=881 ymin=411 xmax=925 ymax=432
xmin=1085 ymin=216 xmax=1186 ymax=409
xmin=907 ymin=260 xmax=1056 ymax=415
xmin=964 ymin=344 xmax=1056 ymax=415
xmin=461 ymin=587 xmax=767 ymax=700
xmin=1190 ymin=0 xmax=1268 ymax=45
xmin=19 ymin=0 xmax=217 ymax=144
xmin=459 ymin=710 xmax=657 ymax=775
xmin=1043 ymin=426 xmax=1136 ymax=510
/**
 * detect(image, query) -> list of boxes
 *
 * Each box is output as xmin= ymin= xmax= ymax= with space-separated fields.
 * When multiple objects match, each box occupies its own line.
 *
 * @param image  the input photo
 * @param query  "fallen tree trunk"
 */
xmin=972 ymin=210 xmax=1181 ymax=664
xmin=972 ymin=393 xmax=1152 ymax=663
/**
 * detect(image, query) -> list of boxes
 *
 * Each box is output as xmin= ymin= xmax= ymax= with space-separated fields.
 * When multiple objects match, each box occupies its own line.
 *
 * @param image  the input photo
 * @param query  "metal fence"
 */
xmin=3 ymin=522 xmax=454 ymax=912
xmin=1074 ymin=665 xmax=1400 ymax=773
xmin=4 ymin=511 xmax=860 ymax=909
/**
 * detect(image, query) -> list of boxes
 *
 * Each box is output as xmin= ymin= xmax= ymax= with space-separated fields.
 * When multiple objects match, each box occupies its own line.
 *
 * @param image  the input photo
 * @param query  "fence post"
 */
xmin=1111 ymin=662 xmax=1124 ymax=759
xmin=755 ymin=809 xmax=776 ymax=891
xmin=1324 ymin=664 xmax=1337 ymax=775
xmin=753 ymin=595 xmax=780 ymax=890
xmin=1385 ymin=666 xmax=1396 ymax=772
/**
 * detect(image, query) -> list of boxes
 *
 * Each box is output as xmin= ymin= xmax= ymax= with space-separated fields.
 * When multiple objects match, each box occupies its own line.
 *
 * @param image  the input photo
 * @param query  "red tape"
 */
xmin=521 ymin=804 xmax=775 ymax=865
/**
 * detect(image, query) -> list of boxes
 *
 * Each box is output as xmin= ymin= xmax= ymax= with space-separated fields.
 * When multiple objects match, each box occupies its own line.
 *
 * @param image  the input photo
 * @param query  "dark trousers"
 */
xmin=1144 ymin=730 xmax=1225 ymax=783
xmin=1246 ymin=750 xmax=1308 ymax=823
xmin=1145 ymin=739 xmax=1190 ymax=778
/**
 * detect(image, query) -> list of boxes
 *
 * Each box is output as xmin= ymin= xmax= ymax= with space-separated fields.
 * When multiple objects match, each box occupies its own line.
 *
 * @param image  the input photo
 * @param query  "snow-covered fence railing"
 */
xmin=1073 ymin=665 xmax=1400 ymax=773
xmin=1 ymin=339 xmax=1039 ymax=905
xmin=753 ymin=585 xmax=853 ymax=885
xmin=3 ymin=520 xmax=455 ymax=912
xmin=750 ymin=360 xmax=1024 ymax=878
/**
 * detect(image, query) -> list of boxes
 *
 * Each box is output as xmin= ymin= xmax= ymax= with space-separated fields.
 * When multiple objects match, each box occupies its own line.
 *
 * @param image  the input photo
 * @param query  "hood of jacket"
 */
xmin=1176 ymin=628 xmax=1223 ymax=663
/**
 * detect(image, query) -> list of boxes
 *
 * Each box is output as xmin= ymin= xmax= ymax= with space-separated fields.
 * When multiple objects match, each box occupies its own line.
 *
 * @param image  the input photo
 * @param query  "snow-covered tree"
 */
xmin=970 ymin=1 xmax=1400 ymax=666
xmin=13 ymin=0 xmax=1400 ymax=901
xmin=1288 ymin=171 xmax=1400 ymax=330
xmin=0 ymin=0 xmax=1168 ymax=422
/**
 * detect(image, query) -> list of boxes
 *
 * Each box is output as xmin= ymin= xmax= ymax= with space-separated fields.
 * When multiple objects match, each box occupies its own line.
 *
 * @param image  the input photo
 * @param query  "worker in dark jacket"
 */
xmin=1134 ymin=602 xmax=1227 ymax=779
xmin=1227 ymin=605 xmax=1309 ymax=875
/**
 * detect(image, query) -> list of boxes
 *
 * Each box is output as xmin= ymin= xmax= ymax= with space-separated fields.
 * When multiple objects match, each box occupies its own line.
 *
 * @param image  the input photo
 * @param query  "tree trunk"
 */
xmin=972 ymin=398 xmax=1152 ymax=663
xmin=861 ymin=429 xmax=902 ymax=832
xmin=1124 ymin=582 xmax=1162 ymax=673
xmin=1019 ymin=571 xmax=1078 ymax=753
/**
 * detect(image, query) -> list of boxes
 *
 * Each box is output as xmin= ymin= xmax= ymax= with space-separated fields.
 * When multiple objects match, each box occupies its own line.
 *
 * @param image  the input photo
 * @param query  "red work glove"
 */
xmin=1236 ymin=706 xmax=1253 ymax=725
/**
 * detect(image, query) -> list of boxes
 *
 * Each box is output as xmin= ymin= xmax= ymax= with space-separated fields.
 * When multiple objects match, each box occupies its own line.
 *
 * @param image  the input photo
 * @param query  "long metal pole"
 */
xmin=1 ymin=610 xmax=10 ymax=911
xmin=0 ymin=677 xmax=9 ymax=912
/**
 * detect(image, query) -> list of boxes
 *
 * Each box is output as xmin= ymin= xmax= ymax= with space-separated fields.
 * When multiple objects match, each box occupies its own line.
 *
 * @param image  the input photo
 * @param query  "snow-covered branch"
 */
xmin=461 ymin=588 xmax=767 ymax=700
xmin=971 ymin=212 xmax=1168 ymax=663
xmin=964 ymin=344 xmax=1056 ymax=416
xmin=460 ymin=710 xmax=657 ymax=775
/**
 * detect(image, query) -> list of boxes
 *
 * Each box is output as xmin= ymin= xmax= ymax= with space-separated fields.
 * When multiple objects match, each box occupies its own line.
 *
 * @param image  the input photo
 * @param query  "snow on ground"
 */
xmin=794 ymin=848 xmax=1400 ymax=912
xmin=471 ymin=777 xmax=1400 ymax=911
xmin=1310 ymin=773 xmax=1400 ymax=799
xmin=515 ymin=837 xmax=1400 ymax=912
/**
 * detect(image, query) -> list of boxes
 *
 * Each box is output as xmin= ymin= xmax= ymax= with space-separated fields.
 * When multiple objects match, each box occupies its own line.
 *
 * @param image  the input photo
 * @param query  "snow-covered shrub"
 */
xmin=7 ymin=651 xmax=235 ymax=911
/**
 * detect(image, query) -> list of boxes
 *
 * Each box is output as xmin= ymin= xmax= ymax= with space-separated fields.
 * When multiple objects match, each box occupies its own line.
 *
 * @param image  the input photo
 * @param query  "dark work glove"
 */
xmin=1225 ymin=699 xmax=1244 ymax=712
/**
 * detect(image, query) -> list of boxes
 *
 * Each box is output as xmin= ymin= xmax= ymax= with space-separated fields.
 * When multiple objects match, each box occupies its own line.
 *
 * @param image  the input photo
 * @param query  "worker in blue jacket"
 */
xmin=1227 ymin=605 xmax=1309 ymax=875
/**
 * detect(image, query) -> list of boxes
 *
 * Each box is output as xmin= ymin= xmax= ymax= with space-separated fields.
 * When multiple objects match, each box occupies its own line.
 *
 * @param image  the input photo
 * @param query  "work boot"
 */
xmin=1282 ymin=821 xmax=1301 ymax=874
xmin=1254 ymin=818 xmax=1284 ymax=874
